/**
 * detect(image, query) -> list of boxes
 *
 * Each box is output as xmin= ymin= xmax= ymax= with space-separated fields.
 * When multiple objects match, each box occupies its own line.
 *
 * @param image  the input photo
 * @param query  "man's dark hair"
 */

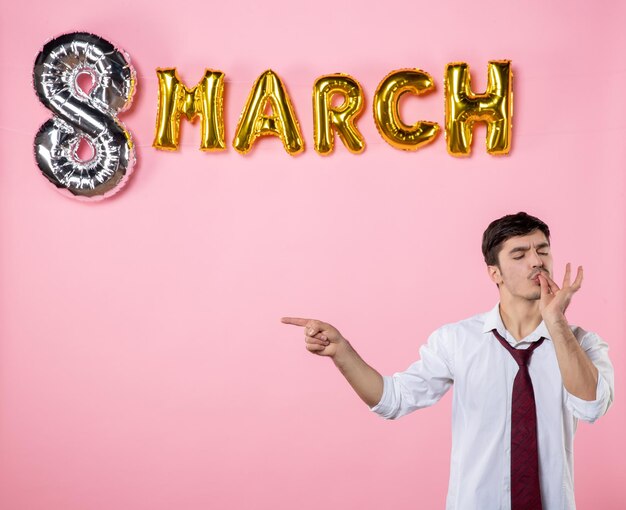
xmin=482 ymin=212 xmax=550 ymax=266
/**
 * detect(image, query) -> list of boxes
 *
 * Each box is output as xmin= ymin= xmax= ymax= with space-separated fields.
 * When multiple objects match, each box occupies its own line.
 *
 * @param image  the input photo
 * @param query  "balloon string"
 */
xmin=3 ymin=125 xmax=626 ymax=145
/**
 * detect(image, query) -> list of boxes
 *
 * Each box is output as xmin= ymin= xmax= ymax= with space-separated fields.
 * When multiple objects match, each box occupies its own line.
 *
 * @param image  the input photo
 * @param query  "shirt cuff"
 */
xmin=370 ymin=376 xmax=397 ymax=419
xmin=564 ymin=374 xmax=611 ymax=423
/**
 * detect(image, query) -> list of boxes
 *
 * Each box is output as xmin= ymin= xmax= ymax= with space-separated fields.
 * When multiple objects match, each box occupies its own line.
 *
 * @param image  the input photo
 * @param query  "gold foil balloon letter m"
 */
xmin=445 ymin=61 xmax=512 ymax=156
xmin=153 ymin=69 xmax=225 ymax=151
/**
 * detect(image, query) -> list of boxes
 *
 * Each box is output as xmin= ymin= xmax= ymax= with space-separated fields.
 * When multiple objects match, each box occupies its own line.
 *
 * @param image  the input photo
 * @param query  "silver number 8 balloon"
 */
xmin=33 ymin=32 xmax=136 ymax=200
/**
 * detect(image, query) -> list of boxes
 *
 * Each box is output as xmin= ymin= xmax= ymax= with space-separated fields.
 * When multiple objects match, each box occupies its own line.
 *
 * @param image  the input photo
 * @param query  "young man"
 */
xmin=282 ymin=212 xmax=614 ymax=510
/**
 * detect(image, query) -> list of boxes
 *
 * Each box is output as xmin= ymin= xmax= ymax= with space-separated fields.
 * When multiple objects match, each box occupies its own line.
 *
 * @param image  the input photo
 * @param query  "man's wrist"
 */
xmin=542 ymin=311 xmax=568 ymax=329
xmin=332 ymin=338 xmax=354 ymax=369
xmin=543 ymin=314 xmax=582 ymax=351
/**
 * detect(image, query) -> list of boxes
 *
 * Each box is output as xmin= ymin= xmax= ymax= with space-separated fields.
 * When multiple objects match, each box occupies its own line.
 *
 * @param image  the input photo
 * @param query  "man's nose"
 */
xmin=530 ymin=250 xmax=544 ymax=267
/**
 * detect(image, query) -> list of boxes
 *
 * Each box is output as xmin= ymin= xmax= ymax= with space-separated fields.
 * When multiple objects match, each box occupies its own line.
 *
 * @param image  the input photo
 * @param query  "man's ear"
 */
xmin=487 ymin=264 xmax=502 ymax=286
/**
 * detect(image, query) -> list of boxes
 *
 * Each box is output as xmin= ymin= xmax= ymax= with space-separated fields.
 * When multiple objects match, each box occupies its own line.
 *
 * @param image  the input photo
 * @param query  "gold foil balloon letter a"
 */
xmin=373 ymin=69 xmax=439 ymax=151
xmin=313 ymin=74 xmax=365 ymax=155
xmin=445 ymin=61 xmax=512 ymax=156
xmin=233 ymin=70 xmax=304 ymax=155
xmin=153 ymin=68 xmax=225 ymax=151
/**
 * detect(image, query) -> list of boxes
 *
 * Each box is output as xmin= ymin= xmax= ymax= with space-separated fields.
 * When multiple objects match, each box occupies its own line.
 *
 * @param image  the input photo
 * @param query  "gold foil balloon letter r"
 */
xmin=313 ymin=74 xmax=365 ymax=155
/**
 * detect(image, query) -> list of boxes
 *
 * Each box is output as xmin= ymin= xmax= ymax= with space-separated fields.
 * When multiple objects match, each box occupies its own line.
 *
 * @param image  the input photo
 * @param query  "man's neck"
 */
xmin=498 ymin=297 xmax=542 ymax=342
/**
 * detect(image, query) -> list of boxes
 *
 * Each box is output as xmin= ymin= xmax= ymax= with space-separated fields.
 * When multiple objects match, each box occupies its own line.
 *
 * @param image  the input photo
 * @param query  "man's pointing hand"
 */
xmin=281 ymin=317 xmax=346 ymax=358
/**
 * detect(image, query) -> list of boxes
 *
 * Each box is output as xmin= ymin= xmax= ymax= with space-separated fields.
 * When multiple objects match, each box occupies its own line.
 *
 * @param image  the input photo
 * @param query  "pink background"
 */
xmin=1 ymin=1 xmax=624 ymax=509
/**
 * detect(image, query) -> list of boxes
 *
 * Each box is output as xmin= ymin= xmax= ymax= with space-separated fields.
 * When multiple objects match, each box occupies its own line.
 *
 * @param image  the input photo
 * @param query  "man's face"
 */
xmin=488 ymin=230 xmax=553 ymax=301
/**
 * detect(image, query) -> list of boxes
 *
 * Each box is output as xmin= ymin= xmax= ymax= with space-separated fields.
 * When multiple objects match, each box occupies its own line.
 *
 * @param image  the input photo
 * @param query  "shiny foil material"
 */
xmin=373 ymin=69 xmax=440 ymax=151
xmin=153 ymin=68 xmax=226 ymax=151
xmin=233 ymin=70 xmax=304 ymax=155
xmin=313 ymin=74 xmax=365 ymax=155
xmin=444 ymin=60 xmax=512 ymax=156
xmin=33 ymin=32 xmax=136 ymax=199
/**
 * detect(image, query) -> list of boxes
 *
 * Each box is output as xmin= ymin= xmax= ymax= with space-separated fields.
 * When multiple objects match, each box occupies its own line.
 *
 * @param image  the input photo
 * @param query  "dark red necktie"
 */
xmin=493 ymin=329 xmax=544 ymax=510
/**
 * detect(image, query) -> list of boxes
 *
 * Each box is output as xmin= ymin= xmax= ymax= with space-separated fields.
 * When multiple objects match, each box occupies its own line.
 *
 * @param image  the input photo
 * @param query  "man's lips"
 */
xmin=529 ymin=269 xmax=549 ymax=281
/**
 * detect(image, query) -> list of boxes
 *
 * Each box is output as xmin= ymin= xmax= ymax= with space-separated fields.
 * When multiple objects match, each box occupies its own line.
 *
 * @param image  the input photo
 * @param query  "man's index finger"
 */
xmin=281 ymin=317 xmax=310 ymax=327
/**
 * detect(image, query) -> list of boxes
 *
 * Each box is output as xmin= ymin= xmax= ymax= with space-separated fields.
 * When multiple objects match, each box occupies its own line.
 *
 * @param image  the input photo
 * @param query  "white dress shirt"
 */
xmin=371 ymin=303 xmax=614 ymax=510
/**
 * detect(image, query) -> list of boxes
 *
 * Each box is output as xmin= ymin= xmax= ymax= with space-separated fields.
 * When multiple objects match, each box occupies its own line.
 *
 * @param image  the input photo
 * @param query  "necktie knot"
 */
xmin=492 ymin=329 xmax=544 ymax=366
xmin=511 ymin=348 xmax=532 ymax=367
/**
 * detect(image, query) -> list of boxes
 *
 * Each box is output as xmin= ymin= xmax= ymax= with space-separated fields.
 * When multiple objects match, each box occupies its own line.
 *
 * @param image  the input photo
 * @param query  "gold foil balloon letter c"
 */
xmin=445 ymin=61 xmax=512 ymax=156
xmin=313 ymin=74 xmax=365 ymax=155
xmin=373 ymin=69 xmax=439 ymax=151
xmin=153 ymin=68 xmax=225 ymax=151
xmin=233 ymin=70 xmax=304 ymax=155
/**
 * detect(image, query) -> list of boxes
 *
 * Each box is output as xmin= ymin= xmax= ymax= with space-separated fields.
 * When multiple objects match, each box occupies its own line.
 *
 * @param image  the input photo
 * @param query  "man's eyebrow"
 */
xmin=508 ymin=245 xmax=529 ymax=254
xmin=508 ymin=242 xmax=550 ymax=254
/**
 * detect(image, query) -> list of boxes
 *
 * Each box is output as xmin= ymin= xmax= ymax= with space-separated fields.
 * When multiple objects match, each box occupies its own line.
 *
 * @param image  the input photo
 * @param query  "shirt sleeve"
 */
xmin=370 ymin=327 xmax=454 ymax=420
xmin=563 ymin=330 xmax=614 ymax=423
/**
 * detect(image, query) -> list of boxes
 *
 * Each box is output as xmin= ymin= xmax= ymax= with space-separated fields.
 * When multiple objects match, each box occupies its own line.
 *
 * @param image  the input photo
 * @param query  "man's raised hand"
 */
xmin=538 ymin=262 xmax=583 ymax=322
xmin=281 ymin=317 xmax=346 ymax=358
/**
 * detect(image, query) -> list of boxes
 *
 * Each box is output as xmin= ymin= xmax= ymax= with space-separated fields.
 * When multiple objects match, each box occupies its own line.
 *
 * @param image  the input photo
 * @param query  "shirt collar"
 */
xmin=482 ymin=302 xmax=552 ymax=343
